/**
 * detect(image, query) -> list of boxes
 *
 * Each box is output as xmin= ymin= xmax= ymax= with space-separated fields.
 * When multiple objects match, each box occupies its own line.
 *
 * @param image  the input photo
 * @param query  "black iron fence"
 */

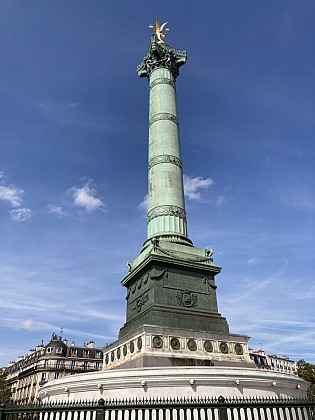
xmin=0 ymin=397 xmax=314 ymax=420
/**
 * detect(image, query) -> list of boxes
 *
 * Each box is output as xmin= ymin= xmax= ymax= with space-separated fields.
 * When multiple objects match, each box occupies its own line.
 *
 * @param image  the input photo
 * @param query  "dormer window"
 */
xmin=71 ymin=349 xmax=77 ymax=356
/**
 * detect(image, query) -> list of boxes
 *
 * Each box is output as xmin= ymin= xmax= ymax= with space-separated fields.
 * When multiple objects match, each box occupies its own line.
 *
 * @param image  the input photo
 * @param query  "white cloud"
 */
xmin=47 ymin=204 xmax=65 ymax=216
xmin=247 ymin=258 xmax=261 ymax=266
xmin=0 ymin=185 xmax=24 ymax=207
xmin=10 ymin=208 xmax=32 ymax=222
xmin=138 ymin=194 xmax=148 ymax=211
xmin=18 ymin=319 xmax=40 ymax=331
xmin=70 ymin=182 xmax=104 ymax=213
xmin=183 ymin=175 xmax=214 ymax=200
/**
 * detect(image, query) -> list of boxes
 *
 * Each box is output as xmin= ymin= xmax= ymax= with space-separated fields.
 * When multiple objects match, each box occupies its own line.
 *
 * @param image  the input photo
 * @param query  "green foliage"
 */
xmin=297 ymin=359 xmax=315 ymax=401
xmin=0 ymin=371 xmax=12 ymax=403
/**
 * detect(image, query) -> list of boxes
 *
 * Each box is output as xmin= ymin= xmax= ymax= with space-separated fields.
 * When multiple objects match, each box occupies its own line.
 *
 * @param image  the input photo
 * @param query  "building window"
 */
xmin=83 ymin=350 xmax=89 ymax=358
xmin=83 ymin=361 xmax=89 ymax=370
xmin=56 ymin=360 xmax=62 ymax=369
xmin=41 ymin=373 xmax=47 ymax=381
xmin=46 ymin=347 xmax=53 ymax=354
xmin=96 ymin=351 xmax=101 ymax=359
xmin=54 ymin=372 xmax=60 ymax=379
xmin=71 ymin=361 xmax=76 ymax=370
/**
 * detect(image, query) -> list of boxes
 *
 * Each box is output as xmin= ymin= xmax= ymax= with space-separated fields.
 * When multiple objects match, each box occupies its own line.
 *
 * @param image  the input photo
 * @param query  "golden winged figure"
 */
xmin=149 ymin=17 xmax=169 ymax=44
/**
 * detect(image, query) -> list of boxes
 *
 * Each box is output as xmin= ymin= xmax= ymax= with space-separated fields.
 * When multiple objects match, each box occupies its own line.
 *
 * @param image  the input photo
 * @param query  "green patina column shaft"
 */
xmin=137 ymin=39 xmax=192 ymax=247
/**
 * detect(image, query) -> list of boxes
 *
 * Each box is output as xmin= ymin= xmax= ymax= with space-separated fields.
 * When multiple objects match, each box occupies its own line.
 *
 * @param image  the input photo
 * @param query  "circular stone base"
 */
xmin=39 ymin=366 xmax=308 ymax=402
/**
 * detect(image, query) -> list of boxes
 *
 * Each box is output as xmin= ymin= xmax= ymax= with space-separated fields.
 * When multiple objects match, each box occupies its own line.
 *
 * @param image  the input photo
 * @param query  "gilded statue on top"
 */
xmin=149 ymin=17 xmax=169 ymax=44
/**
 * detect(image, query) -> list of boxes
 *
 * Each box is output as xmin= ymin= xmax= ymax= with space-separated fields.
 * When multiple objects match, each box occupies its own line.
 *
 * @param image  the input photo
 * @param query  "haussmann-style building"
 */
xmin=4 ymin=333 xmax=103 ymax=403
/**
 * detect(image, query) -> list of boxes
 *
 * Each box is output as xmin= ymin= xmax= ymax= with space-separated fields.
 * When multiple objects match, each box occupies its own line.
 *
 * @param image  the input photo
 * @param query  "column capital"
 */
xmin=137 ymin=38 xmax=187 ymax=79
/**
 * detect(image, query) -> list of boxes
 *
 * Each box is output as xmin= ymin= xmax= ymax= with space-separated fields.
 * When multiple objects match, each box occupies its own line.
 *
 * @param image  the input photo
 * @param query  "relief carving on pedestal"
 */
xmin=132 ymin=294 xmax=149 ymax=313
xmin=187 ymin=339 xmax=197 ymax=351
xmin=150 ymin=268 xmax=168 ymax=281
xmin=170 ymin=337 xmax=180 ymax=350
xmin=176 ymin=289 xmax=198 ymax=308
xmin=152 ymin=335 xmax=163 ymax=348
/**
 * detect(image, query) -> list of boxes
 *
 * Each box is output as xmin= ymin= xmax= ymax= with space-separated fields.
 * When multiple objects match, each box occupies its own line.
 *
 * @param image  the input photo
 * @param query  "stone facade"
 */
xmin=4 ymin=333 xmax=103 ymax=403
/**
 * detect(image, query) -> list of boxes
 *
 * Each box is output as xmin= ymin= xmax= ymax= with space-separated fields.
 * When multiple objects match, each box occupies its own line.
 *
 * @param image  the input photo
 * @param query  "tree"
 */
xmin=297 ymin=360 xmax=315 ymax=401
xmin=0 ymin=371 xmax=12 ymax=404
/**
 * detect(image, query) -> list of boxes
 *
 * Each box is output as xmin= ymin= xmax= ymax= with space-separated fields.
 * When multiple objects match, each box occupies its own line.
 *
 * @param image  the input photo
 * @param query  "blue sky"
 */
xmin=1 ymin=0 xmax=314 ymax=366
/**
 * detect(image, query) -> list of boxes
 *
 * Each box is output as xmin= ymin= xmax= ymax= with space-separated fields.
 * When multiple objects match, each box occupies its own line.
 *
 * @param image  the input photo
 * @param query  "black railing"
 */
xmin=0 ymin=396 xmax=314 ymax=420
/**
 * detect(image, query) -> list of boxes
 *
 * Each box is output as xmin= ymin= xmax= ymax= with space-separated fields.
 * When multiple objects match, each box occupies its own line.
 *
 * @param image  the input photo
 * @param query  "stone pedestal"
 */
xmin=119 ymin=241 xmax=229 ymax=339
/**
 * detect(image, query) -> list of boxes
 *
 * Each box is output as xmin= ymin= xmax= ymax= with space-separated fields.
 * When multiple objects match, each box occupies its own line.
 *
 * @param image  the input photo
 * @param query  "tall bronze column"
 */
xmin=138 ymin=39 xmax=192 ymax=247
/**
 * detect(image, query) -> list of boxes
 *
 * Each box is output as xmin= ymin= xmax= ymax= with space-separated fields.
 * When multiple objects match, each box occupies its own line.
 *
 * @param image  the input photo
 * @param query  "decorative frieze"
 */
xmin=148 ymin=205 xmax=186 ymax=223
xmin=149 ymin=112 xmax=179 ymax=127
xmin=103 ymin=331 xmax=247 ymax=369
xmin=150 ymin=78 xmax=176 ymax=90
xmin=148 ymin=155 xmax=182 ymax=171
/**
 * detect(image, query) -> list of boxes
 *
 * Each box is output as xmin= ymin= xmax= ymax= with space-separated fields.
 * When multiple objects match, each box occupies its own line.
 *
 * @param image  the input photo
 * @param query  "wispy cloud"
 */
xmin=47 ymin=204 xmax=66 ymax=216
xmin=247 ymin=258 xmax=261 ymax=266
xmin=215 ymin=195 xmax=226 ymax=206
xmin=183 ymin=175 xmax=214 ymax=200
xmin=0 ymin=172 xmax=32 ymax=221
xmin=0 ymin=185 xmax=24 ymax=207
xmin=18 ymin=319 xmax=50 ymax=331
xmin=70 ymin=181 xmax=105 ymax=213
xmin=10 ymin=208 xmax=32 ymax=222
xmin=138 ymin=194 xmax=148 ymax=211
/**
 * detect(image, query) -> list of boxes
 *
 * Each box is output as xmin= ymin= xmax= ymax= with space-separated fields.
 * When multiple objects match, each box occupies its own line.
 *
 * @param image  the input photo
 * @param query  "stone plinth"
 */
xmin=39 ymin=366 xmax=308 ymax=402
xmin=106 ymin=325 xmax=252 ymax=371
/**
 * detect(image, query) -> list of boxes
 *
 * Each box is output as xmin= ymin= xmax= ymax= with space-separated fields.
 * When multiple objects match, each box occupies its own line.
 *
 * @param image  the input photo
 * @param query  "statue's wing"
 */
xmin=160 ymin=22 xmax=168 ymax=31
